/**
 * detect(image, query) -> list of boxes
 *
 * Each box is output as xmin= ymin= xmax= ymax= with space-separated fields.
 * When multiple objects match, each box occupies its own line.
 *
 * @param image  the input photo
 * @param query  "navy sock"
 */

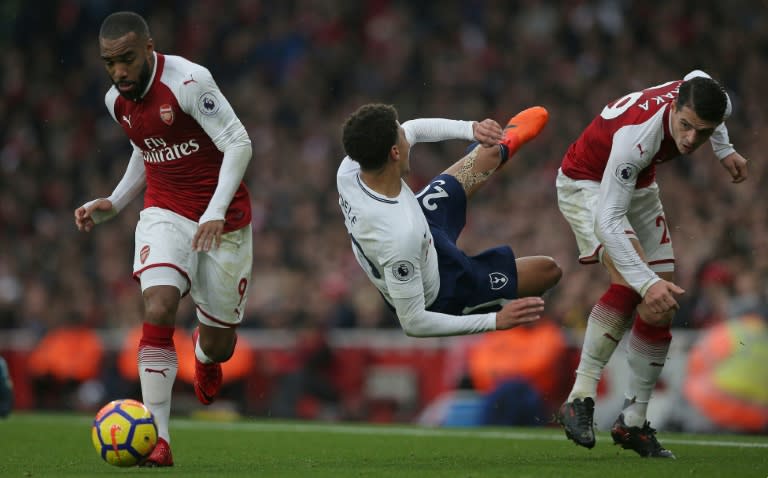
xmin=466 ymin=142 xmax=509 ymax=166
xmin=499 ymin=144 xmax=509 ymax=165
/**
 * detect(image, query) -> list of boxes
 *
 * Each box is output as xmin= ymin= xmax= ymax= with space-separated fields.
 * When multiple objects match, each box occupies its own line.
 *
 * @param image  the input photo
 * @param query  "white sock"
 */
xmin=624 ymin=321 xmax=672 ymax=427
xmin=195 ymin=338 xmax=214 ymax=364
xmin=568 ymin=301 xmax=632 ymax=401
xmin=622 ymin=398 xmax=649 ymax=427
xmin=138 ymin=343 xmax=178 ymax=443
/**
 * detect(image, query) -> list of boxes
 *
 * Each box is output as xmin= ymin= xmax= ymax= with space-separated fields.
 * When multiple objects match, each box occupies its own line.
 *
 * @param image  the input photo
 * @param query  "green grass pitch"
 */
xmin=1 ymin=413 xmax=766 ymax=477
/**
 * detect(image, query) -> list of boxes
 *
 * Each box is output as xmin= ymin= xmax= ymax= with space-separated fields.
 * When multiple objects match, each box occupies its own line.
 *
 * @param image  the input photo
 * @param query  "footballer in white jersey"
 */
xmin=337 ymin=104 xmax=560 ymax=338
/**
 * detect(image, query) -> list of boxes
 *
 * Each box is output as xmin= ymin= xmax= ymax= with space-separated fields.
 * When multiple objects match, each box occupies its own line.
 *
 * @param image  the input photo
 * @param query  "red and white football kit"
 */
xmin=92 ymin=52 xmax=253 ymax=327
xmin=556 ymin=70 xmax=735 ymax=296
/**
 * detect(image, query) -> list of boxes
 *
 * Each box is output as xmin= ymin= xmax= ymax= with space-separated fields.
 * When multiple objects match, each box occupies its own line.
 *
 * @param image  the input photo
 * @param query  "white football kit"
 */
xmin=337 ymin=119 xmax=498 ymax=337
xmin=88 ymin=52 xmax=253 ymax=327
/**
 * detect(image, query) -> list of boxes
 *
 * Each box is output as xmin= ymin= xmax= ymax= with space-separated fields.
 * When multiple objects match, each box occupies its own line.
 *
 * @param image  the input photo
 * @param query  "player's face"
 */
xmin=100 ymin=32 xmax=154 ymax=101
xmin=669 ymin=102 xmax=719 ymax=155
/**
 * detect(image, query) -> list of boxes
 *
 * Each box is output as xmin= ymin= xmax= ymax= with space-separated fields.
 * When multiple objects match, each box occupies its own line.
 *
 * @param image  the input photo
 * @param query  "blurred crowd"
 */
xmin=1 ymin=0 xmax=767 ymax=337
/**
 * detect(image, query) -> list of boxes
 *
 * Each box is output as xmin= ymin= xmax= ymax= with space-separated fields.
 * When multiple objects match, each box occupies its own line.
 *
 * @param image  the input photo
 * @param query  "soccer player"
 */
xmin=74 ymin=11 xmax=253 ymax=466
xmin=555 ymin=71 xmax=749 ymax=458
xmin=337 ymin=104 xmax=561 ymax=339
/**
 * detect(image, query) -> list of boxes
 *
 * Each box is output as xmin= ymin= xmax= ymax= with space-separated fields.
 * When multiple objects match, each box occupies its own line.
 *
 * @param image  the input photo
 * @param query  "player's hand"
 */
xmin=720 ymin=151 xmax=749 ymax=183
xmin=472 ymin=119 xmax=503 ymax=147
xmin=643 ymin=280 xmax=685 ymax=314
xmin=193 ymin=219 xmax=224 ymax=252
xmin=495 ymin=297 xmax=545 ymax=330
xmin=74 ymin=198 xmax=114 ymax=232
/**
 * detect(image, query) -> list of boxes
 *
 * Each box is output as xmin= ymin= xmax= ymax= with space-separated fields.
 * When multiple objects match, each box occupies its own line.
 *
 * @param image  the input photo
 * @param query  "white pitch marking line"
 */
xmin=171 ymin=420 xmax=768 ymax=449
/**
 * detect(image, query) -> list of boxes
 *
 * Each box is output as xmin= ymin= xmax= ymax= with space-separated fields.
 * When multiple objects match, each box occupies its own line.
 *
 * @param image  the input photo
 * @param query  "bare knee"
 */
xmin=636 ymin=304 xmax=674 ymax=327
xmin=540 ymin=256 xmax=562 ymax=290
xmin=197 ymin=325 xmax=237 ymax=362
xmin=516 ymin=255 xmax=562 ymax=297
xmin=143 ymin=286 xmax=180 ymax=326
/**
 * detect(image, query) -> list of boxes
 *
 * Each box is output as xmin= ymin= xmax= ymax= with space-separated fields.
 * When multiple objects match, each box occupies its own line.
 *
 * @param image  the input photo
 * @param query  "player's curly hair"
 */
xmin=99 ymin=11 xmax=150 ymax=40
xmin=677 ymin=76 xmax=727 ymax=124
xmin=342 ymin=104 xmax=399 ymax=171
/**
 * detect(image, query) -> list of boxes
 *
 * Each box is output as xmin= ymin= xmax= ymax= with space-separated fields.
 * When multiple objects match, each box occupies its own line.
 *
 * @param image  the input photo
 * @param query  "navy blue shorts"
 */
xmin=415 ymin=174 xmax=518 ymax=315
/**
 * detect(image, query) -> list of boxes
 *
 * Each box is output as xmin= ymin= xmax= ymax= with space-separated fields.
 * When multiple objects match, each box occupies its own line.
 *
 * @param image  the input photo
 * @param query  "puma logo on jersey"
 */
xmin=636 ymin=143 xmax=645 ymax=156
xmin=144 ymin=367 xmax=169 ymax=377
xmin=122 ymin=115 xmax=132 ymax=128
xmin=183 ymin=75 xmax=196 ymax=85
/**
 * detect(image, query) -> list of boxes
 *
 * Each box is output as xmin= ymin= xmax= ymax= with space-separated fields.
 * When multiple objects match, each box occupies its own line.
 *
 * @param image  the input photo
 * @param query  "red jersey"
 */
xmin=561 ymin=80 xmax=683 ymax=189
xmin=106 ymin=52 xmax=251 ymax=232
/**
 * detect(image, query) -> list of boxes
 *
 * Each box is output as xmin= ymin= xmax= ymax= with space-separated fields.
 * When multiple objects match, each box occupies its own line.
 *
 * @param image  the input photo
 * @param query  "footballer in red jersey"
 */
xmin=555 ymin=71 xmax=749 ymax=458
xmin=75 ymin=11 xmax=253 ymax=466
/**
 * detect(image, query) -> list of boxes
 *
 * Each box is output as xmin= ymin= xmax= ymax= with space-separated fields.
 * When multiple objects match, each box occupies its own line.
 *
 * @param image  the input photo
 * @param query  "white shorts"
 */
xmin=556 ymin=169 xmax=674 ymax=273
xmin=133 ymin=207 xmax=253 ymax=327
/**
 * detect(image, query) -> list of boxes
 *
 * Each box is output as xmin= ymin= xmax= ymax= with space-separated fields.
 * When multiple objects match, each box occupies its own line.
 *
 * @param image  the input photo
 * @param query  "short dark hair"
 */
xmin=677 ymin=76 xmax=727 ymax=124
xmin=99 ymin=11 xmax=150 ymax=40
xmin=342 ymin=104 xmax=399 ymax=171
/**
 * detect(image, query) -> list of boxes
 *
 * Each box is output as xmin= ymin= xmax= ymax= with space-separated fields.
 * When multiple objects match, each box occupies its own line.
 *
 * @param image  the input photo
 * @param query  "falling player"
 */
xmin=337 ymin=104 xmax=561 ymax=338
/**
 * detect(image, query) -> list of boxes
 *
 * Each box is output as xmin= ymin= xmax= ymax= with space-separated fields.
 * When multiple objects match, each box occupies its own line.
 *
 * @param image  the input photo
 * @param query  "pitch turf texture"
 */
xmin=1 ymin=413 xmax=766 ymax=477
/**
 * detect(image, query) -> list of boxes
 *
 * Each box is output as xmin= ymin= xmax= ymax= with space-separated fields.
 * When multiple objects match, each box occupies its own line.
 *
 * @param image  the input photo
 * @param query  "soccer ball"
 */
xmin=91 ymin=399 xmax=157 ymax=466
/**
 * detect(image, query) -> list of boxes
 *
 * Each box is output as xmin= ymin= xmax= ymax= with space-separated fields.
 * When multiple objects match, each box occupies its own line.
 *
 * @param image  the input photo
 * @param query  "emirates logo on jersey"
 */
xmin=140 ymin=245 xmax=150 ymax=264
xmin=159 ymin=104 xmax=174 ymax=126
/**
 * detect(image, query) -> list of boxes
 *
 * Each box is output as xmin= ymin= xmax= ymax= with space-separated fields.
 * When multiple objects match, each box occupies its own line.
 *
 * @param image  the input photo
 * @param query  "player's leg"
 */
xmin=556 ymin=245 xmax=645 ymax=448
xmin=610 ymin=281 xmax=676 ymax=459
xmin=555 ymin=171 xmax=641 ymax=448
xmin=132 ymin=208 xmax=197 ymax=467
xmin=191 ymin=224 xmax=252 ymax=405
xmin=443 ymin=106 xmax=548 ymax=199
xmin=137 ymin=280 xmax=184 ymax=467
xmin=610 ymin=188 xmax=676 ymax=458
xmin=621 ymin=279 xmax=674 ymax=429
xmin=442 ymin=144 xmax=504 ymax=198
xmin=514 ymin=256 xmax=562 ymax=297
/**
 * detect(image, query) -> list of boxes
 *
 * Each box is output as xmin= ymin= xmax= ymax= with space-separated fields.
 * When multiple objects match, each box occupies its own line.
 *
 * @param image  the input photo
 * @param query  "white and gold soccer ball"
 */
xmin=91 ymin=399 xmax=157 ymax=466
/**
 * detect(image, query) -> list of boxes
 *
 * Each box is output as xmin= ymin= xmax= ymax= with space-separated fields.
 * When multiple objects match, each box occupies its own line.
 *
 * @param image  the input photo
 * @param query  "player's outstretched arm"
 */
xmin=75 ymin=149 xmax=146 ymax=232
xmin=74 ymin=198 xmax=115 ymax=232
xmin=720 ymin=151 xmax=749 ymax=183
xmin=495 ymin=296 xmax=545 ymax=330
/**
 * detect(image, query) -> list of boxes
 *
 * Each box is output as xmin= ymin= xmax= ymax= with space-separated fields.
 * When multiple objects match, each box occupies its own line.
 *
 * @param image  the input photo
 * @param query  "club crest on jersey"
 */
xmin=615 ymin=163 xmax=639 ymax=185
xmin=392 ymin=260 xmax=415 ymax=282
xmin=140 ymin=245 xmax=150 ymax=264
xmin=198 ymin=92 xmax=220 ymax=116
xmin=489 ymin=272 xmax=508 ymax=290
xmin=159 ymin=104 xmax=174 ymax=126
